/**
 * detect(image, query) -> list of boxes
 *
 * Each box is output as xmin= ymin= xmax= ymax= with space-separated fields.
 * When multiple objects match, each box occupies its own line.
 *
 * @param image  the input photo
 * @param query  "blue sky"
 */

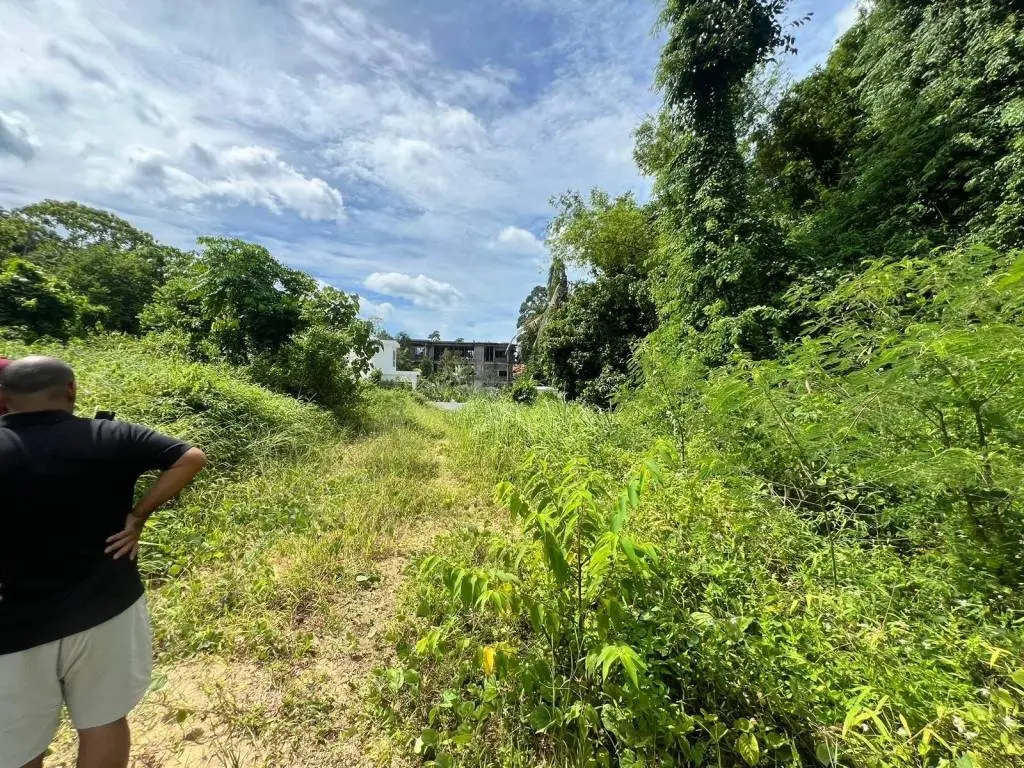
xmin=0 ymin=0 xmax=865 ymax=341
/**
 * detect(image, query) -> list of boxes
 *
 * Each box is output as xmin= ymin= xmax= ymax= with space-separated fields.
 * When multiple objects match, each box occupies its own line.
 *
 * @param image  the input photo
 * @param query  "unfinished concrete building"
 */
xmin=405 ymin=339 xmax=517 ymax=388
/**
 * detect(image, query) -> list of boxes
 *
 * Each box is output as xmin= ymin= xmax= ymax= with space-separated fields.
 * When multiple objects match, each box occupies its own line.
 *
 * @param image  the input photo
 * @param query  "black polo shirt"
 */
xmin=0 ymin=410 xmax=190 ymax=654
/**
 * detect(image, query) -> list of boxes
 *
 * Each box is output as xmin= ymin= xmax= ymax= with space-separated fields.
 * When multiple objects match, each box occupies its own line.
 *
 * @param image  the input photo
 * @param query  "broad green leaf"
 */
xmin=736 ymin=733 xmax=760 ymax=766
xmin=815 ymin=741 xmax=834 ymax=765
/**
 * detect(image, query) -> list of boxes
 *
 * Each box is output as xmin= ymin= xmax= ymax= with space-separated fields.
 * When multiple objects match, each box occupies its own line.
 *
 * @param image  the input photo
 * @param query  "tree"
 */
xmin=142 ymin=237 xmax=377 ymax=412
xmin=539 ymin=265 xmax=657 ymax=408
xmin=547 ymin=189 xmax=656 ymax=275
xmin=519 ymin=187 xmax=659 ymax=400
xmin=396 ymin=331 xmax=416 ymax=370
xmin=519 ymin=256 xmax=569 ymax=366
xmin=0 ymin=258 xmax=100 ymax=341
xmin=647 ymin=0 xmax=796 ymax=356
xmin=9 ymin=201 xmax=182 ymax=333
xmin=428 ymin=330 xmax=442 ymax=341
xmin=143 ymin=237 xmax=312 ymax=364
xmin=436 ymin=349 xmax=475 ymax=388
xmin=516 ymin=285 xmax=548 ymax=364
xmin=250 ymin=287 xmax=378 ymax=414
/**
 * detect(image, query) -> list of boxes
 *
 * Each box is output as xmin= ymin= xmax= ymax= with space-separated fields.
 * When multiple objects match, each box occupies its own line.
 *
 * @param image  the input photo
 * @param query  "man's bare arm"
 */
xmin=131 ymin=447 xmax=207 ymax=522
xmin=106 ymin=447 xmax=207 ymax=560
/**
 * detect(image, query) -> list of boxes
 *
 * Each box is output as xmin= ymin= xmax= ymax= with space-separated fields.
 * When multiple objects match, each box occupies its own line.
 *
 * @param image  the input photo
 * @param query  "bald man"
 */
xmin=0 ymin=357 xmax=207 ymax=768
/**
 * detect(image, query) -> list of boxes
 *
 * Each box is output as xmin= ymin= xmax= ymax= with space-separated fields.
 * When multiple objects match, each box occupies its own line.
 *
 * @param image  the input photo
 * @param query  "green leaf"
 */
xmin=541 ymin=528 xmax=571 ymax=585
xmin=736 ymin=733 xmax=760 ymax=766
xmin=1010 ymin=668 xmax=1024 ymax=687
xmin=611 ymin=498 xmax=627 ymax=533
xmin=815 ymin=741 xmax=834 ymax=765
xmin=691 ymin=611 xmax=715 ymax=628
xmin=627 ymin=480 xmax=640 ymax=508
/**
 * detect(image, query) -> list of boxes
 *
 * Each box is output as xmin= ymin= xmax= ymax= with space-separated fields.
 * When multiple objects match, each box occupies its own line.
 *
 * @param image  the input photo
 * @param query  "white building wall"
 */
xmin=371 ymin=339 xmax=399 ymax=374
xmin=366 ymin=339 xmax=419 ymax=389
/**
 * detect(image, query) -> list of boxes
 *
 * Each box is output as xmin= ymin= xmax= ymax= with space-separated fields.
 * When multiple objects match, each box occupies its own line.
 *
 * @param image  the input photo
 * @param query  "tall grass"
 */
xmin=0 ymin=334 xmax=462 ymax=661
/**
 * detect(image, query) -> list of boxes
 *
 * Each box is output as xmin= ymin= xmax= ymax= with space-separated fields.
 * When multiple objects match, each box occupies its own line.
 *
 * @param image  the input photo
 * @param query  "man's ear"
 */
xmin=67 ymin=380 xmax=78 ymax=407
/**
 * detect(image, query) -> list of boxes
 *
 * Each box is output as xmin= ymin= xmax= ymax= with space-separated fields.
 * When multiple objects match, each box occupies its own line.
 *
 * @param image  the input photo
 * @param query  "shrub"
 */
xmin=506 ymin=375 xmax=538 ymax=405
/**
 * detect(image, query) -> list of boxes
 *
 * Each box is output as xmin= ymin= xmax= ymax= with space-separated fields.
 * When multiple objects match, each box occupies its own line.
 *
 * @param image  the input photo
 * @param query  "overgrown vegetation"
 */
xmin=4 ymin=2 xmax=1022 ymax=766
xmin=0 ymin=202 xmax=377 ymax=413
xmin=16 ymin=335 xmax=489 ymax=766
xmin=386 ymin=2 xmax=1024 ymax=766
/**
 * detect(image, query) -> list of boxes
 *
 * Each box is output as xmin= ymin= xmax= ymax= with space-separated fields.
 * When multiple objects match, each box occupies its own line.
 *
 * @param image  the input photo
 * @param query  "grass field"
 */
xmin=0 ymin=336 xmax=496 ymax=767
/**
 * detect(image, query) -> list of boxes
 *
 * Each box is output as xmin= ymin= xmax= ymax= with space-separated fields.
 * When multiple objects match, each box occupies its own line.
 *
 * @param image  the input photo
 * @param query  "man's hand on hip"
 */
xmin=105 ymin=514 xmax=147 ymax=561
xmin=104 ymin=447 xmax=207 ymax=561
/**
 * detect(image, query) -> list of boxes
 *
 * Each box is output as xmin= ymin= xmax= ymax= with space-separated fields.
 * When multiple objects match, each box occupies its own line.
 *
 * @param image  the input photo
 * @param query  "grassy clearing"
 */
xmin=4 ymin=335 xmax=494 ymax=767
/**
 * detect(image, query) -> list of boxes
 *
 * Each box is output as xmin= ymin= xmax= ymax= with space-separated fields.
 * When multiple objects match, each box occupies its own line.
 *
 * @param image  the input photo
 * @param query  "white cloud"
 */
xmin=364 ymin=272 xmax=464 ymax=309
xmin=834 ymin=1 xmax=867 ymax=37
xmin=495 ymin=226 xmax=545 ymax=254
xmin=359 ymin=296 xmax=395 ymax=321
xmin=117 ymin=144 xmax=344 ymax=221
xmin=0 ymin=111 xmax=40 ymax=162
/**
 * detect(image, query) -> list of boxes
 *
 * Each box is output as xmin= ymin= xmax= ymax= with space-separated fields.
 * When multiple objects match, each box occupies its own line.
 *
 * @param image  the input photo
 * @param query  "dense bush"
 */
xmin=506 ymin=375 xmax=539 ymax=405
xmin=0 ymin=257 xmax=100 ymax=340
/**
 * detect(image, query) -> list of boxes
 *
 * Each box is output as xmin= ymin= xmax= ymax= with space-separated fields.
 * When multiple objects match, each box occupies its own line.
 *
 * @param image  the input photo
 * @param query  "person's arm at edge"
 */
xmin=105 ymin=447 xmax=208 ymax=560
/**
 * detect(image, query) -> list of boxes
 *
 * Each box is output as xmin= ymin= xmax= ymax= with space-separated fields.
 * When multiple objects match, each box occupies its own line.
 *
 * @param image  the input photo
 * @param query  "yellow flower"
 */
xmin=482 ymin=645 xmax=496 ymax=676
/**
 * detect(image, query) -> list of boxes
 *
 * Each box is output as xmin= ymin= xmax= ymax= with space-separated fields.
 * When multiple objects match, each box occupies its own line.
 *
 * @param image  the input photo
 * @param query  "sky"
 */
xmin=0 ymin=0 xmax=865 ymax=341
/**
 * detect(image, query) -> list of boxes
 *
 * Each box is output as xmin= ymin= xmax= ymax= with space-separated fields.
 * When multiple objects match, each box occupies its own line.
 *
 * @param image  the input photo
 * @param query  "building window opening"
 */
xmin=499 ymin=370 xmax=508 ymax=378
xmin=484 ymin=346 xmax=494 ymax=362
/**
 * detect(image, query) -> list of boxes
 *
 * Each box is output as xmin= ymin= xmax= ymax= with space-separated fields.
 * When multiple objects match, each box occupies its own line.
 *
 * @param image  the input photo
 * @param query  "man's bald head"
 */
xmin=0 ymin=356 xmax=77 ymax=414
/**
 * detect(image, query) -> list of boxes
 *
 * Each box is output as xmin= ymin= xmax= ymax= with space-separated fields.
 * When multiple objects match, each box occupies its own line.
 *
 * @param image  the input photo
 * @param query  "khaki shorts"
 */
xmin=0 ymin=597 xmax=152 ymax=768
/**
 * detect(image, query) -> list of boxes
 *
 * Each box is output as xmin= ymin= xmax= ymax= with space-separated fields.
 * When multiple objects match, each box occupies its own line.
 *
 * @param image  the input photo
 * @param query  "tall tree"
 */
xmin=648 ymin=0 xmax=796 ymax=357
xmin=516 ymin=285 xmax=547 ymax=363
xmin=142 ymin=237 xmax=313 ymax=363
xmin=548 ymin=189 xmax=656 ymax=275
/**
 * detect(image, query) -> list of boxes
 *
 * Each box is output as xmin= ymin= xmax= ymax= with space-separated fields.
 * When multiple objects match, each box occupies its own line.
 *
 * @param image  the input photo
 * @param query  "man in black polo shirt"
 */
xmin=0 ymin=356 xmax=207 ymax=768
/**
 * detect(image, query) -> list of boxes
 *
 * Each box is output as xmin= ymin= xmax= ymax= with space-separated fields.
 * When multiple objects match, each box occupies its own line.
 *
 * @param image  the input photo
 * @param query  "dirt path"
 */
xmin=45 ymin=414 xmax=492 ymax=768
xmin=122 ymin=519 xmax=449 ymax=768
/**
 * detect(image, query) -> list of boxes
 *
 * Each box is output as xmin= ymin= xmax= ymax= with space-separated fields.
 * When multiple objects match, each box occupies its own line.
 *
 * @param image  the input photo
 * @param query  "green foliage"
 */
xmin=764 ymin=1 xmax=1024 ymax=271
xmin=548 ymin=190 xmax=656 ymax=276
xmin=539 ymin=265 xmax=656 ymax=408
xmin=389 ymin=445 xmax=677 ymax=766
xmin=143 ymin=237 xmax=313 ymax=364
xmin=411 ymin=7 xmax=1024 ymax=733
xmin=143 ymin=238 xmax=377 ymax=412
xmin=524 ymin=190 xmax=658 ymax=404
xmin=418 ymin=350 xmax=477 ymax=402
xmin=395 ymin=323 xmax=1024 ymax=764
xmin=0 ymin=257 xmax=100 ymax=340
xmin=2 ymin=201 xmax=182 ymax=333
xmin=516 ymin=286 xmax=548 ymax=365
xmin=647 ymin=0 xmax=794 ymax=348
xmin=506 ymin=375 xmax=538 ymax=405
